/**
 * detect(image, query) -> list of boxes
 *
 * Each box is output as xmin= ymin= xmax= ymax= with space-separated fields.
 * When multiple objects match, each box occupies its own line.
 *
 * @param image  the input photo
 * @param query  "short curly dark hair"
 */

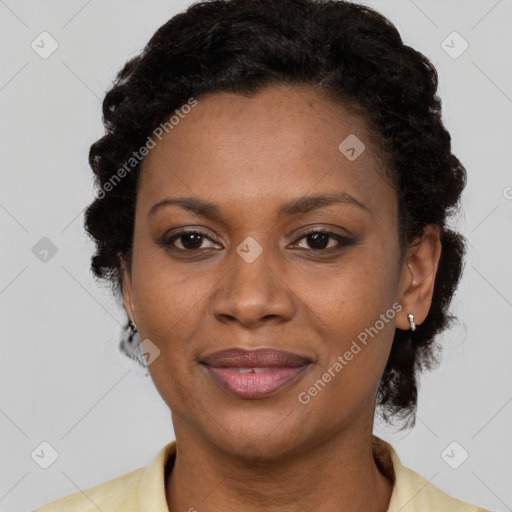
xmin=85 ymin=0 xmax=466 ymax=427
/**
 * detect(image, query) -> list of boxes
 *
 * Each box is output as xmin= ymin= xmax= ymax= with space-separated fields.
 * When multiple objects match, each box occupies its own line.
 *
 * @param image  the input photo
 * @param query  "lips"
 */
xmin=200 ymin=348 xmax=312 ymax=399
xmin=201 ymin=348 xmax=311 ymax=368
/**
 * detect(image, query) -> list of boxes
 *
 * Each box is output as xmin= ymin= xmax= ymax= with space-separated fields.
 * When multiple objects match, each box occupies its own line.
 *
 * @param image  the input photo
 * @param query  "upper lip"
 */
xmin=200 ymin=348 xmax=312 ymax=368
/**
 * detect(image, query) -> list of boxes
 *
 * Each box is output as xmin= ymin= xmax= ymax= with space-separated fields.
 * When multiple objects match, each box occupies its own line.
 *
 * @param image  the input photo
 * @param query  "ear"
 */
xmin=396 ymin=225 xmax=442 ymax=331
xmin=120 ymin=255 xmax=137 ymax=325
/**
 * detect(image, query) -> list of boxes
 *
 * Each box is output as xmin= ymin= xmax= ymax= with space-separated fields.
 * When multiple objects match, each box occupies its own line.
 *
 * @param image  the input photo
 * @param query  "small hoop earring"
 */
xmin=407 ymin=313 xmax=416 ymax=332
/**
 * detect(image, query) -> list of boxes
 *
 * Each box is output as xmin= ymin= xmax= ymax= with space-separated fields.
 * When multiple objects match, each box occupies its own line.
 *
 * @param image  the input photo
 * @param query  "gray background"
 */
xmin=1 ymin=1 xmax=511 ymax=511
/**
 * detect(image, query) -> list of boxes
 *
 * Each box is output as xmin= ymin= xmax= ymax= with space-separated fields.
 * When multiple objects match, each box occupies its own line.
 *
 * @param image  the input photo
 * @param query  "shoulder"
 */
xmin=374 ymin=436 xmax=491 ymax=512
xmin=33 ymin=467 xmax=144 ymax=511
xmin=33 ymin=441 xmax=176 ymax=512
xmin=392 ymin=462 xmax=490 ymax=512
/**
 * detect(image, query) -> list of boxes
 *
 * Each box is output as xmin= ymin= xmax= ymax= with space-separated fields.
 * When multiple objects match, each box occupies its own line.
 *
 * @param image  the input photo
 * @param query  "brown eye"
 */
xmin=293 ymin=230 xmax=354 ymax=253
xmin=161 ymin=229 xmax=220 ymax=251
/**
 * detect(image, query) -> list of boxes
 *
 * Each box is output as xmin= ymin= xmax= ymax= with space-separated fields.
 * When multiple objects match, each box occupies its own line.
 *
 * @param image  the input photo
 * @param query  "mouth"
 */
xmin=200 ymin=348 xmax=312 ymax=399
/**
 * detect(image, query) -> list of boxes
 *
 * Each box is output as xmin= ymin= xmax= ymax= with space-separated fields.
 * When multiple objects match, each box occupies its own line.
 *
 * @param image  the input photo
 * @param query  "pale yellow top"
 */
xmin=34 ymin=436 xmax=490 ymax=511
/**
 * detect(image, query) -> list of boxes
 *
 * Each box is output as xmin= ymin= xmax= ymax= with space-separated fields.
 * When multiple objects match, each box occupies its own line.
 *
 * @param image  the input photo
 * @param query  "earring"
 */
xmin=407 ymin=313 xmax=416 ymax=332
xmin=129 ymin=319 xmax=138 ymax=333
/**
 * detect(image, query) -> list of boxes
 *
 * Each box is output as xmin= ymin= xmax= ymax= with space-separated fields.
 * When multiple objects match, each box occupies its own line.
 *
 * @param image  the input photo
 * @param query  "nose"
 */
xmin=211 ymin=242 xmax=296 ymax=329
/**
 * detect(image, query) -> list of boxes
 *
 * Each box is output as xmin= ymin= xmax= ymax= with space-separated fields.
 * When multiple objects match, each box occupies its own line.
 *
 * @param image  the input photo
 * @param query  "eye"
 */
xmin=160 ymin=229 xmax=220 ymax=251
xmin=158 ymin=228 xmax=354 ymax=255
xmin=292 ymin=229 xmax=354 ymax=253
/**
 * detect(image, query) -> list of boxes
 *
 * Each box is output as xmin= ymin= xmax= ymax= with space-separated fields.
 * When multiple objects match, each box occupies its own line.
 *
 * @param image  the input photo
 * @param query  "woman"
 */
xmin=35 ymin=0 xmax=491 ymax=510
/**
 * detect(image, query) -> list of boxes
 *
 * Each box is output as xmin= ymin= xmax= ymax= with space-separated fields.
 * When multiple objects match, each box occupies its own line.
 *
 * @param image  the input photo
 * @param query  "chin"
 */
xmin=206 ymin=418 xmax=309 ymax=462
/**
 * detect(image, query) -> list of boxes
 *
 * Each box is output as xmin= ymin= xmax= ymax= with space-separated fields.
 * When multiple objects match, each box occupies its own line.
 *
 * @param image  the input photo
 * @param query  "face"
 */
xmin=121 ymin=85 xmax=429 ymax=459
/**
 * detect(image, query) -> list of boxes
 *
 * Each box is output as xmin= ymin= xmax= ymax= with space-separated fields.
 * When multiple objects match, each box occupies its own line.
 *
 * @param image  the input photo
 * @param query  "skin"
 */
xmin=121 ymin=84 xmax=441 ymax=512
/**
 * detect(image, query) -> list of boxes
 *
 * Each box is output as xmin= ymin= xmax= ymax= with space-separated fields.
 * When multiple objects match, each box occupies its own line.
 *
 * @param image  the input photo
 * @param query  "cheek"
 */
xmin=295 ymin=243 xmax=401 ymax=394
xmin=130 ymin=235 xmax=212 ymax=334
xmin=301 ymin=247 xmax=400 ymax=336
xmin=296 ymin=281 xmax=398 ymax=430
xmin=131 ymin=259 xmax=207 ymax=410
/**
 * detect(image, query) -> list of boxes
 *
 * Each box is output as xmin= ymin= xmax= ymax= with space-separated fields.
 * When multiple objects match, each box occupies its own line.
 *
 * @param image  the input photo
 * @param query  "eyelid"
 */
xmin=291 ymin=224 xmax=353 ymax=239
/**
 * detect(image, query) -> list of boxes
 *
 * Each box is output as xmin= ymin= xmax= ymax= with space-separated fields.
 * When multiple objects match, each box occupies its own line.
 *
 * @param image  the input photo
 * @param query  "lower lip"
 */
xmin=202 ymin=365 xmax=310 ymax=399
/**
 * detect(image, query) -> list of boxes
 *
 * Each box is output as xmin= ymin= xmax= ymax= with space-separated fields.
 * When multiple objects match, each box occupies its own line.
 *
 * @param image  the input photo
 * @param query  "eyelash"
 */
xmin=159 ymin=228 xmax=354 ymax=255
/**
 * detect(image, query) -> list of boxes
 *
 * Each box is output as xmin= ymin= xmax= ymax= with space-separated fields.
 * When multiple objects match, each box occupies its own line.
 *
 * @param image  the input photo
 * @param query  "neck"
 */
xmin=166 ymin=419 xmax=393 ymax=512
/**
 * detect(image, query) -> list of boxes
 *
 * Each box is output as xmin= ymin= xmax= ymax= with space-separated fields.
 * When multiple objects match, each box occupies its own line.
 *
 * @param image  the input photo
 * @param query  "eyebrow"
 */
xmin=148 ymin=192 xmax=371 ymax=221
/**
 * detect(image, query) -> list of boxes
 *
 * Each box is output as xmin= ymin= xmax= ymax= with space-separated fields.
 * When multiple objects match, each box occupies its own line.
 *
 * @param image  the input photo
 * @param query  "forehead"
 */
xmin=137 ymin=85 xmax=394 ymax=220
